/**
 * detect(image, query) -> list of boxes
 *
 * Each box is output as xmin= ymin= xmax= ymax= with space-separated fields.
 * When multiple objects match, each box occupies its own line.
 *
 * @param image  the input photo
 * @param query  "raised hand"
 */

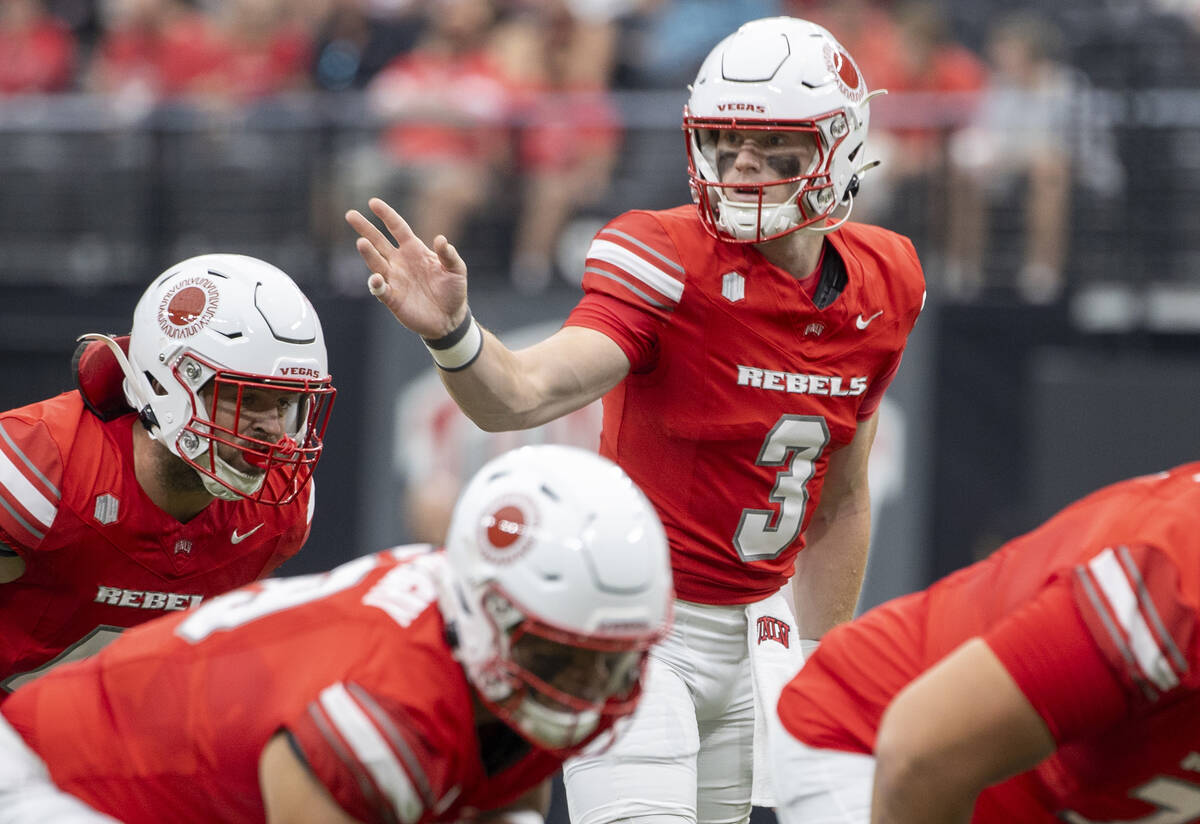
xmin=345 ymin=197 xmax=470 ymax=339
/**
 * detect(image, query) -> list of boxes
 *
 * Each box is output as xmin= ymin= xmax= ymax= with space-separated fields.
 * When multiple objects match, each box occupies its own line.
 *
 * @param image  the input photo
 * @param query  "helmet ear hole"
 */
xmin=844 ymin=174 xmax=861 ymax=203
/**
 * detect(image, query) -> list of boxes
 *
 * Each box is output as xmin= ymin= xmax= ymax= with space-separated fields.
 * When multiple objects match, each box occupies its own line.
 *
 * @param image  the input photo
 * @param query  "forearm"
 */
xmin=790 ymin=490 xmax=870 ymax=638
xmin=438 ymin=330 xmax=578 ymax=432
xmin=435 ymin=325 xmax=629 ymax=433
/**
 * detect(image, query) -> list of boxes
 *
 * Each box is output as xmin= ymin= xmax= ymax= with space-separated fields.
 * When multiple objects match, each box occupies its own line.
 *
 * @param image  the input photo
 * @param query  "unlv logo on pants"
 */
xmin=757 ymin=616 xmax=790 ymax=648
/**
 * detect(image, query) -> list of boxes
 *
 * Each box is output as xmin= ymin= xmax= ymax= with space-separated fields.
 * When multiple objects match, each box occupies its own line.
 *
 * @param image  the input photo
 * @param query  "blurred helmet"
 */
xmin=115 ymin=254 xmax=335 ymax=504
xmin=684 ymin=17 xmax=879 ymax=242
xmin=441 ymin=445 xmax=673 ymax=751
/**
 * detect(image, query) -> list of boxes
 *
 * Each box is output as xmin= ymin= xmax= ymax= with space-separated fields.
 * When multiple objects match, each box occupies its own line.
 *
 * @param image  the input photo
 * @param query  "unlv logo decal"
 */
xmin=823 ymin=43 xmax=865 ymax=103
xmin=757 ymin=615 xmax=791 ymax=648
xmin=158 ymin=277 xmax=220 ymax=339
xmin=479 ymin=498 xmax=537 ymax=564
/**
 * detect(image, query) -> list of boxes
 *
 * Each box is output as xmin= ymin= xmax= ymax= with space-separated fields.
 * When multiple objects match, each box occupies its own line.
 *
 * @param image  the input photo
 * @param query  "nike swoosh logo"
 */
xmin=855 ymin=310 xmax=883 ymax=330
xmin=231 ymin=523 xmax=265 ymax=544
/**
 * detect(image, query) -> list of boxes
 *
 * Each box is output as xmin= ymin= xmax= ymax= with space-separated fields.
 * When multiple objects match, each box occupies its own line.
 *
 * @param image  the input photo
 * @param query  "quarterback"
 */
xmin=0 ymin=445 xmax=673 ymax=824
xmin=348 ymin=16 xmax=924 ymax=822
xmin=775 ymin=462 xmax=1200 ymax=823
xmin=0 ymin=254 xmax=335 ymax=692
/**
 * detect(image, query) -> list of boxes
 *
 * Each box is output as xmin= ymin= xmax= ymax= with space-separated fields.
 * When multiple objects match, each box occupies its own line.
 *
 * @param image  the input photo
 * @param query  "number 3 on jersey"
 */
xmin=734 ymin=415 xmax=830 ymax=562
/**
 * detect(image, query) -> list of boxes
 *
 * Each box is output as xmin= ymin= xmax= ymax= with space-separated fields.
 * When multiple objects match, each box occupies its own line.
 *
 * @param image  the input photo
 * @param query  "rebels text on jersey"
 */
xmin=1 ymin=548 xmax=613 ymax=824
xmin=0 ymin=391 xmax=313 ymax=691
xmin=779 ymin=462 xmax=1200 ymax=822
xmin=564 ymin=207 xmax=925 ymax=604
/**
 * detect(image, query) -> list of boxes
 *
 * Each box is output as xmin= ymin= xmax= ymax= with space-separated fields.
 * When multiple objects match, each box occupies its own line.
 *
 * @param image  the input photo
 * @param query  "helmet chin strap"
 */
xmin=197 ymin=447 xmax=267 ymax=500
xmin=806 ymin=158 xmax=883 ymax=235
xmin=77 ymin=333 xmax=158 ymax=432
xmin=510 ymin=696 xmax=600 ymax=749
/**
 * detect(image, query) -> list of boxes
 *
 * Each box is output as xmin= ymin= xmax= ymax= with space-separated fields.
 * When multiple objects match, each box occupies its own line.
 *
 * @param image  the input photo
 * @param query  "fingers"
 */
xmin=432 ymin=235 xmax=466 ymax=275
xmin=354 ymin=236 xmax=390 ymax=276
xmin=344 ymin=208 xmax=395 ymax=263
xmin=369 ymin=197 xmax=418 ymax=246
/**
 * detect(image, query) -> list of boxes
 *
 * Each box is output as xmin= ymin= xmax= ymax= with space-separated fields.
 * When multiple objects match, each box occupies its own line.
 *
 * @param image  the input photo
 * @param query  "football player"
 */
xmin=0 ymin=254 xmax=335 ymax=692
xmin=774 ymin=462 xmax=1200 ymax=822
xmin=0 ymin=445 xmax=673 ymax=824
xmin=347 ymin=16 xmax=925 ymax=821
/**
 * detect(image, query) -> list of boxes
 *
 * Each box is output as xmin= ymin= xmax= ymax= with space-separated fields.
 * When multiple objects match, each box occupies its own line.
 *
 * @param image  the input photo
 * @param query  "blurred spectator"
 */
xmin=191 ymin=0 xmax=313 ymax=102
xmin=787 ymin=0 xmax=902 ymax=90
xmin=88 ymin=0 xmax=312 ymax=110
xmin=848 ymin=2 xmax=986 ymax=230
xmin=351 ymin=0 xmax=515 ymax=248
xmin=0 ymin=0 xmax=77 ymax=95
xmin=621 ymin=0 xmax=783 ymax=89
xmin=495 ymin=1 xmax=624 ymax=291
xmin=944 ymin=10 xmax=1123 ymax=304
xmin=309 ymin=0 xmax=425 ymax=92
xmin=86 ymin=0 xmax=188 ymax=111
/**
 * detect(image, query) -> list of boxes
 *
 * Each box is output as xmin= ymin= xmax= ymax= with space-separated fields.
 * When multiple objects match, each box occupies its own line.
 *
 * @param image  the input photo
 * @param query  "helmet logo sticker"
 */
xmin=823 ymin=43 xmax=864 ymax=103
xmin=158 ymin=277 xmax=220 ymax=339
xmin=480 ymin=498 xmax=536 ymax=564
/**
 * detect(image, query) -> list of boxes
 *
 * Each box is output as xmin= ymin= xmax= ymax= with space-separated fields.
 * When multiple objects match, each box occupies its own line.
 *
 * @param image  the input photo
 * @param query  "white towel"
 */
xmin=745 ymin=590 xmax=814 ymax=809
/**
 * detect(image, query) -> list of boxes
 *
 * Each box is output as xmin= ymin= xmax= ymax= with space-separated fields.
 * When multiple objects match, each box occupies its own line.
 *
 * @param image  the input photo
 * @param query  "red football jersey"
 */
xmin=779 ymin=462 xmax=1200 ymax=822
xmin=564 ymin=208 xmax=925 ymax=603
xmin=0 ymin=391 xmax=313 ymax=691
xmin=1 ymin=548 xmax=612 ymax=824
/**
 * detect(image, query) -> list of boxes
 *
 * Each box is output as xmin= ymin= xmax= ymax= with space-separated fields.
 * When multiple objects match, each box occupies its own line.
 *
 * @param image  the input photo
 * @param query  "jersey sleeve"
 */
xmin=564 ymin=211 xmax=684 ymax=372
xmin=855 ymin=350 xmax=902 ymax=421
xmin=285 ymin=680 xmax=456 ymax=824
xmin=1069 ymin=543 xmax=1196 ymax=705
xmin=985 ymin=543 xmax=1199 ymax=744
xmin=984 ymin=576 xmax=1130 ymax=744
xmin=0 ymin=414 xmax=64 ymax=552
xmin=856 ymin=237 xmax=925 ymax=421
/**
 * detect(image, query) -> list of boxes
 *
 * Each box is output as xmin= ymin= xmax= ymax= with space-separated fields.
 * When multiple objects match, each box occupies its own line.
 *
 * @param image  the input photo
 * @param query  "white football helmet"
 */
xmin=84 ymin=254 xmax=335 ymax=505
xmin=684 ymin=17 xmax=882 ymax=242
xmin=441 ymin=445 xmax=673 ymax=751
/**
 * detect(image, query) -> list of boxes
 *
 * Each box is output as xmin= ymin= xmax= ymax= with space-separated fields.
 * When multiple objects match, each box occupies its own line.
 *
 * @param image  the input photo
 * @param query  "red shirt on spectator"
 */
xmin=0 ymin=10 xmax=75 ymax=95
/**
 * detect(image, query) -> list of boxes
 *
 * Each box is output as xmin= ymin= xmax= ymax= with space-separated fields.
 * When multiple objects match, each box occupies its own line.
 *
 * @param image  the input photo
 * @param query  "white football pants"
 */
xmin=769 ymin=731 xmax=875 ymax=824
xmin=564 ymin=598 xmax=762 ymax=824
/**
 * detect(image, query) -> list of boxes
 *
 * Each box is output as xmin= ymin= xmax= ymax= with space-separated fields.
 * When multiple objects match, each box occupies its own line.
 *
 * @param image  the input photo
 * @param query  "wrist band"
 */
xmin=422 ymin=312 xmax=483 ymax=371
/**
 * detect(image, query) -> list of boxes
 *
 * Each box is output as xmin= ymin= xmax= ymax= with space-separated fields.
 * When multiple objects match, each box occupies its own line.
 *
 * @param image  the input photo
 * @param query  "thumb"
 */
xmin=434 ymin=236 xmax=466 ymax=275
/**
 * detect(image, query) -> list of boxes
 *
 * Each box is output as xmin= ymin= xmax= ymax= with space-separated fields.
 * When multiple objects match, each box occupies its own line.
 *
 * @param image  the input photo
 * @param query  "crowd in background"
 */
xmin=2 ymin=0 xmax=1199 ymax=302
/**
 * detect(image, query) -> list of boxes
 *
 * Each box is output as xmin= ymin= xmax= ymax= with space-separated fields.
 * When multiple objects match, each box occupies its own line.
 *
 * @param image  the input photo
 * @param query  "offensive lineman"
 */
xmin=0 ymin=445 xmax=673 ymax=823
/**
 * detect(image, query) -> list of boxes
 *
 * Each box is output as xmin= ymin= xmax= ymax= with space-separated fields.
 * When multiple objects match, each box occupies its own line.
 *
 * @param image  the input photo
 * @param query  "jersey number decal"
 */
xmin=177 ymin=555 xmax=377 ymax=642
xmin=1 ymin=625 xmax=125 ymax=693
xmin=1061 ymin=776 xmax=1200 ymax=823
xmin=734 ymin=415 xmax=830 ymax=562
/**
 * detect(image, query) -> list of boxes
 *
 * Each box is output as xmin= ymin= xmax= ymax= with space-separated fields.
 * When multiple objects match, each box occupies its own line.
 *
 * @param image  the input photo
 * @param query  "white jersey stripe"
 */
xmin=599 ymin=229 xmax=685 ymax=274
xmin=0 ymin=446 xmax=56 ymax=531
xmin=0 ymin=422 xmax=60 ymax=498
xmin=319 ymin=683 xmax=424 ymax=824
xmin=1116 ymin=545 xmax=1189 ymax=676
xmin=584 ymin=267 xmax=669 ymax=310
xmin=306 ymin=479 xmax=317 ymax=525
xmin=1089 ymin=548 xmax=1180 ymax=691
xmin=587 ymin=239 xmax=684 ymax=304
